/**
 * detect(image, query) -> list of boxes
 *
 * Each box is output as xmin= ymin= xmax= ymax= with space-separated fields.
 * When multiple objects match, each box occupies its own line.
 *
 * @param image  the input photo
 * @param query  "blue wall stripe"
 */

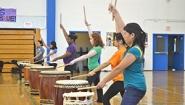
xmin=46 ymin=0 xmax=55 ymax=61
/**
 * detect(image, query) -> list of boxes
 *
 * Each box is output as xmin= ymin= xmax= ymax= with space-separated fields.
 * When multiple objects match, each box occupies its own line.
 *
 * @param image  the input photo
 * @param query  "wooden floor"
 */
xmin=0 ymin=70 xmax=185 ymax=105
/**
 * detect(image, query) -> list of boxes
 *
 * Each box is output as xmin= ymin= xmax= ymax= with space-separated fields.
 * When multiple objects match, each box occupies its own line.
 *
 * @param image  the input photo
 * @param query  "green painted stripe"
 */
xmin=16 ymin=75 xmax=37 ymax=105
xmin=23 ymin=86 xmax=37 ymax=105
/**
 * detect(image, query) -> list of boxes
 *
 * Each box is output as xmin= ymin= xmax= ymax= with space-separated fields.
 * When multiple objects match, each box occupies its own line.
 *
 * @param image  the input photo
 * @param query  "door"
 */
xmin=172 ymin=36 xmax=184 ymax=70
xmin=69 ymin=31 xmax=101 ymax=64
xmin=153 ymin=35 xmax=168 ymax=70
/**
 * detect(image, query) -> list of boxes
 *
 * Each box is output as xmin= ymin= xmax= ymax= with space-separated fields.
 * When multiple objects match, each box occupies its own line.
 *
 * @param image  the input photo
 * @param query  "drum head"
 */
xmin=26 ymin=64 xmax=41 ymax=67
xmin=40 ymin=71 xmax=70 ymax=74
xmin=63 ymin=92 xmax=94 ymax=97
xmin=55 ymin=80 xmax=88 ymax=85
xmin=20 ymin=63 xmax=29 ymax=66
xmin=30 ymin=66 xmax=54 ymax=69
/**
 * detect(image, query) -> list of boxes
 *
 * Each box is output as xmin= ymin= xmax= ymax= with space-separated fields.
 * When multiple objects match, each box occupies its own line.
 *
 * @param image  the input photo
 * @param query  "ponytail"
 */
xmin=124 ymin=23 xmax=146 ymax=54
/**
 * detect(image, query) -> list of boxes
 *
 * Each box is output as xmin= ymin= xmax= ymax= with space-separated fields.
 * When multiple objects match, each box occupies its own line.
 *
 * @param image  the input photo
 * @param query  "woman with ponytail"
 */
xmin=97 ymin=4 xmax=147 ymax=105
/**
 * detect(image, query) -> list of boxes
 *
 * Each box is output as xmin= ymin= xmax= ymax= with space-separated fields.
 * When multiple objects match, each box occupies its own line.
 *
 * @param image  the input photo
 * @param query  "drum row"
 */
xmin=23 ymin=64 xmax=94 ymax=105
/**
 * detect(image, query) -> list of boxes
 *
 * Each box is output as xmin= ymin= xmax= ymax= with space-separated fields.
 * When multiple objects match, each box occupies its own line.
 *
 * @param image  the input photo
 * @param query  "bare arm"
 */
xmin=52 ymin=51 xmax=72 ymax=61
xmin=97 ymin=53 xmax=136 ymax=88
xmin=74 ymin=50 xmax=97 ymax=62
xmin=94 ymin=61 xmax=110 ymax=72
xmin=88 ymin=61 xmax=110 ymax=76
xmin=68 ymin=50 xmax=97 ymax=65
xmin=84 ymin=20 xmax=93 ymax=37
xmin=33 ymin=52 xmax=43 ymax=59
xmin=115 ymin=21 xmax=120 ymax=33
xmin=109 ymin=4 xmax=125 ymax=35
xmin=60 ymin=24 xmax=69 ymax=42
xmin=33 ymin=34 xmax=37 ymax=47
xmin=41 ymin=37 xmax=50 ymax=50
xmin=42 ymin=51 xmax=55 ymax=60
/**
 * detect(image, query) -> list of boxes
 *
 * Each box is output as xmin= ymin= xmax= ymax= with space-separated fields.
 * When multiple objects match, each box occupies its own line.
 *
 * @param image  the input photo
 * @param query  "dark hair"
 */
xmin=50 ymin=41 xmax=57 ymax=50
xmin=38 ymin=40 xmax=43 ymax=46
xmin=124 ymin=23 xmax=146 ymax=53
xmin=113 ymin=33 xmax=126 ymax=45
xmin=68 ymin=34 xmax=78 ymax=42
xmin=91 ymin=32 xmax=104 ymax=48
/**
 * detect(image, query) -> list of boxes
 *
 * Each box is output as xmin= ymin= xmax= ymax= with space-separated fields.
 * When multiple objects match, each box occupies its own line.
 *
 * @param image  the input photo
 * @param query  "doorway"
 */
xmin=69 ymin=31 xmax=101 ymax=72
xmin=153 ymin=34 xmax=184 ymax=70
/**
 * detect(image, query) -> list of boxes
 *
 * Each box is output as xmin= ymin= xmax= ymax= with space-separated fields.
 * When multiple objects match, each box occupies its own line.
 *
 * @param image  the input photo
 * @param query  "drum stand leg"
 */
xmin=19 ymin=67 xmax=23 ymax=81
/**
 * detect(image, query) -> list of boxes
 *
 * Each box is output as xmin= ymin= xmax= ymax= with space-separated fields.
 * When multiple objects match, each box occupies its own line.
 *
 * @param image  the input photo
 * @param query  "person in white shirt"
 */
xmin=41 ymin=38 xmax=58 ymax=68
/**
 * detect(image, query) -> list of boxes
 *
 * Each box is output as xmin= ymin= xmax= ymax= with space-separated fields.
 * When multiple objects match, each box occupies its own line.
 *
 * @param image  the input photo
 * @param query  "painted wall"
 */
xmin=75 ymin=33 xmax=92 ymax=53
xmin=55 ymin=0 xmax=185 ymax=70
xmin=75 ymin=33 xmax=92 ymax=67
xmin=0 ymin=0 xmax=47 ymax=56
xmin=1 ymin=0 xmax=185 ymax=70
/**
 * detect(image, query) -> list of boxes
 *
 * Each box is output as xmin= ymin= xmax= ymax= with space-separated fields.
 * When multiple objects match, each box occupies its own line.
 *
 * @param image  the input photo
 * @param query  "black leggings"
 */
xmin=103 ymin=81 xmax=125 ymax=105
xmin=64 ymin=64 xmax=75 ymax=76
xmin=86 ymin=71 xmax=103 ymax=102
xmin=49 ymin=63 xmax=57 ymax=69
xmin=34 ymin=60 xmax=44 ymax=65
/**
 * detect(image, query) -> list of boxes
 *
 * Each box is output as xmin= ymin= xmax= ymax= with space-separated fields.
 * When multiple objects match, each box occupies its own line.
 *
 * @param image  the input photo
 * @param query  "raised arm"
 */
xmin=84 ymin=20 xmax=93 ymax=38
xmin=41 ymin=37 xmax=50 ymax=50
xmin=60 ymin=24 xmax=69 ymax=42
xmin=109 ymin=4 xmax=125 ymax=35
xmin=115 ymin=20 xmax=120 ymax=33
xmin=33 ymin=34 xmax=37 ymax=47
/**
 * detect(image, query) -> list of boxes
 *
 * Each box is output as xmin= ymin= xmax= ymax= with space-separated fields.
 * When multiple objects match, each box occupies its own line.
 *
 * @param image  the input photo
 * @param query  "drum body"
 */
xmin=54 ymin=80 xmax=89 ymax=105
xmin=29 ymin=66 xmax=54 ymax=94
xmin=24 ymin=64 xmax=41 ymax=84
xmin=24 ymin=67 xmax=30 ymax=83
xmin=63 ymin=92 xmax=94 ymax=105
xmin=39 ymin=71 xmax=71 ymax=104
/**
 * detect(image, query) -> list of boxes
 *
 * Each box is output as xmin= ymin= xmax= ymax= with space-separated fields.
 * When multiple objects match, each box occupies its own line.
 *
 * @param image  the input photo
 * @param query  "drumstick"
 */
xmin=83 ymin=6 xmax=86 ymax=20
xmin=70 ymin=74 xmax=88 ymax=79
xmin=56 ymin=64 xmax=70 ymax=68
xmin=114 ymin=0 xmax=117 ymax=7
xmin=112 ymin=0 xmax=117 ymax=21
xmin=78 ymin=86 xmax=97 ymax=90
xmin=33 ymin=60 xmax=43 ymax=63
xmin=60 ymin=13 xmax=62 ymax=24
xmin=109 ymin=0 xmax=113 ymax=14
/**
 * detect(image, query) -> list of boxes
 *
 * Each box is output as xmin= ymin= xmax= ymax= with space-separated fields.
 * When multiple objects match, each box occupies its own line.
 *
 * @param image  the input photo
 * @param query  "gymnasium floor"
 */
xmin=0 ymin=70 xmax=184 ymax=105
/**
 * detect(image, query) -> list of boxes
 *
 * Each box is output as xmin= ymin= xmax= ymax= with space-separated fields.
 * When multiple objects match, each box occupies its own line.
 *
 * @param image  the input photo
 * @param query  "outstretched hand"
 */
xmin=108 ymin=3 xmax=117 ymax=14
xmin=96 ymin=80 xmax=106 ymax=89
xmin=88 ymin=71 xmax=96 ymax=76
xmin=52 ymin=58 xmax=58 ymax=62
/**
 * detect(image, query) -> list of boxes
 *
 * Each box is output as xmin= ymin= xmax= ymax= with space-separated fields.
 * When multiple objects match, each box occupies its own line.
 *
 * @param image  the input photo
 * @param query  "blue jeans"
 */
xmin=121 ymin=87 xmax=146 ymax=105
